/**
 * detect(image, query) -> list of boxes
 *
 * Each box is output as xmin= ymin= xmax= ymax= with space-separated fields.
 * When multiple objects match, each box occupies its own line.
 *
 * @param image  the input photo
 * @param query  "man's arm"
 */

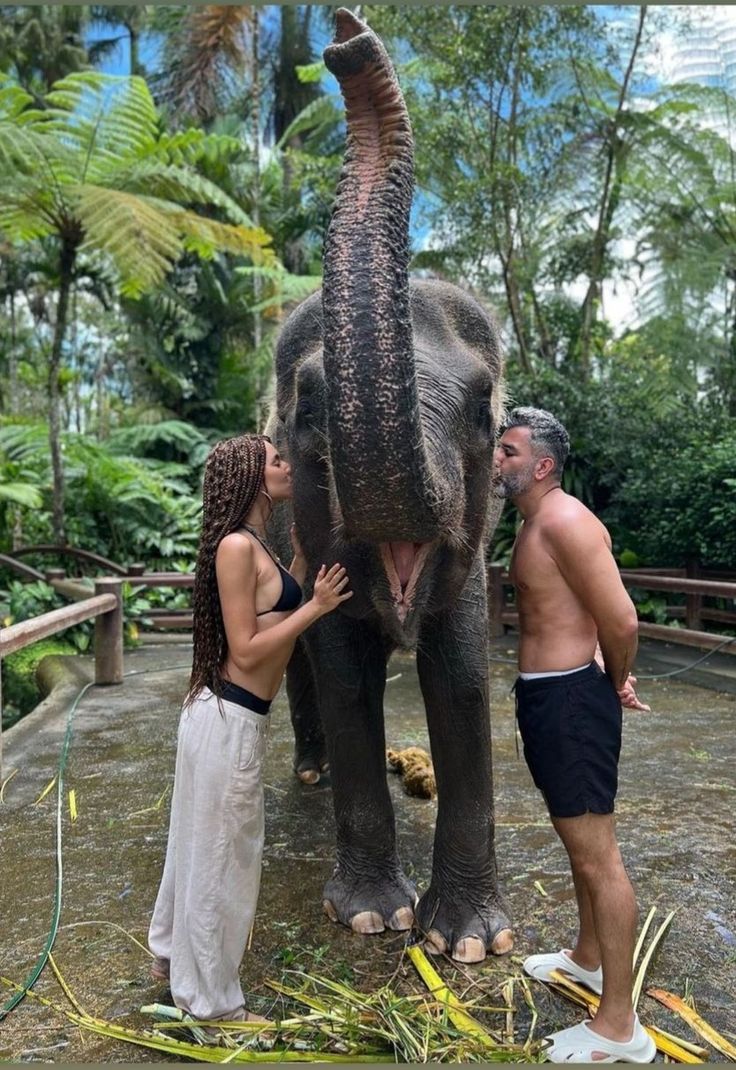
xmin=594 ymin=642 xmax=651 ymax=711
xmin=545 ymin=511 xmax=639 ymax=688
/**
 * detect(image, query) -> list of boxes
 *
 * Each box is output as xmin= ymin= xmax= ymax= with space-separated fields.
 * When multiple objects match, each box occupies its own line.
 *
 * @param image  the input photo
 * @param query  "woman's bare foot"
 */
xmin=241 ymin=1010 xmax=272 ymax=1024
xmin=150 ymin=956 xmax=170 ymax=982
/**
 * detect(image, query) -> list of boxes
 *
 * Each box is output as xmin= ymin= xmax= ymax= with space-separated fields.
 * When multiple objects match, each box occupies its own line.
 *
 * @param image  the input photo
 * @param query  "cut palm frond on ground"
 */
xmin=632 ymin=910 xmax=675 ymax=1009
xmin=1 ymin=974 xmax=388 ymax=1063
xmin=647 ymin=988 xmax=736 ymax=1061
xmin=268 ymin=964 xmax=540 ymax=1062
xmin=405 ymin=944 xmax=541 ymax=1061
xmin=0 ymin=767 xmax=18 ymax=802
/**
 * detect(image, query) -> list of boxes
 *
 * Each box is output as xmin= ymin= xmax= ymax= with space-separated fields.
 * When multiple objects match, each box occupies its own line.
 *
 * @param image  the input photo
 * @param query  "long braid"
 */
xmin=186 ymin=434 xmax=268 ymax=707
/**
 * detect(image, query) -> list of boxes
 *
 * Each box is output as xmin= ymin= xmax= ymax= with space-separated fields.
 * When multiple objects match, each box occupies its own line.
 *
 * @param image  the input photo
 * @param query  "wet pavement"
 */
xmin=1 ymin=637 xmax=734 ymax=1062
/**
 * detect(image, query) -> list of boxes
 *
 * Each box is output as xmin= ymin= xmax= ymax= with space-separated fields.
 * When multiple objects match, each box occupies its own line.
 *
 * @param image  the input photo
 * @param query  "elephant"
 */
xmin=267 ymin=8 xmax=513 ymax=963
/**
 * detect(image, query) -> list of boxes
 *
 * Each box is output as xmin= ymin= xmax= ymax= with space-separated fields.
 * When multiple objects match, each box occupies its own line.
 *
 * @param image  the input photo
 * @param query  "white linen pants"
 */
xmin=149 ymin=689 xmax=270 ymax=1020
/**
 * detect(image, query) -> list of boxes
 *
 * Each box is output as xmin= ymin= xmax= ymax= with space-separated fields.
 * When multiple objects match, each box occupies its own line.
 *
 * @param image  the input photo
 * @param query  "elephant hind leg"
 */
xmin=286 ymin=637 xmax=327 ymax=784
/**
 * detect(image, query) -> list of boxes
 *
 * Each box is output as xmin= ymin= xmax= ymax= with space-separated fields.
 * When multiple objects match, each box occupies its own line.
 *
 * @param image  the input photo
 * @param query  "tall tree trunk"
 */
xmin=251 ymin=11 xmax=262 ymax=351
xmin=8 ymin=291 xmax=18 ymax=412
xmin=576 ymin=6 xmax=647 ymax=373
xmin=49 ymin=240 xmax=76 ymax=545
xmin=126 ymin=18 xmax=140 ymax=76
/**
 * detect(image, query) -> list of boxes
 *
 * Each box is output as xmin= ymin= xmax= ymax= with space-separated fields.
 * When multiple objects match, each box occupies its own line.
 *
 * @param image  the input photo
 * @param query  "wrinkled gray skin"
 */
xmin=266 ymin=9 xmax=512 ymax=962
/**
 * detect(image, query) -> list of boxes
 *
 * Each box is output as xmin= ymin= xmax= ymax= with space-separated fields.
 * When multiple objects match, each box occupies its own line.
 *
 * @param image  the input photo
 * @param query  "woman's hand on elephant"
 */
xmin=311 ymin=563 xmax=353 ymax=614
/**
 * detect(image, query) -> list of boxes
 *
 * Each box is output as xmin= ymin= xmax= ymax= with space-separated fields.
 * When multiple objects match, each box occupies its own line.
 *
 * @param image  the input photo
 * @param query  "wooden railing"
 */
xmin=488 ymin=565 xmax=736 ymax=655
xmin=0 ymin=578 xmax=124 ymax=774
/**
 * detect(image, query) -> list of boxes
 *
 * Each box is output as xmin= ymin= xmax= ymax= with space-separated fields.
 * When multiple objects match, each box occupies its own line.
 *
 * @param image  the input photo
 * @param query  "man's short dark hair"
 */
xmin=500 ymin=406 xmax=570 ymax=475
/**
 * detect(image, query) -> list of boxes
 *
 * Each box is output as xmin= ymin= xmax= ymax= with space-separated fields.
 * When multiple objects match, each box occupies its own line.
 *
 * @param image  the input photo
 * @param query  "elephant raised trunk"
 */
xmin=322 ymin=9 xmax=441 ymax=545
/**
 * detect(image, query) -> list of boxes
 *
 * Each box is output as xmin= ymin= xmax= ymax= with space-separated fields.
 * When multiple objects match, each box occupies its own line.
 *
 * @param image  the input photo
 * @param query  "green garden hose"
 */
xmin=0 ymin=662 xmax=191 ymax=1022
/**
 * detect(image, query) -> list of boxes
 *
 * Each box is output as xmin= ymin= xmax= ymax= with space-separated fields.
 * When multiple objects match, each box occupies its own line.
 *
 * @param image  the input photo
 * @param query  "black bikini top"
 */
xmin=241 ymin=527 xmax=303 ymax=616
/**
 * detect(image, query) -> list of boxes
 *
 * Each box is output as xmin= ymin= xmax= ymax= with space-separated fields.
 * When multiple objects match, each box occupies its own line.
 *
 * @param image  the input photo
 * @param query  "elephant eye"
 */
xmin=295 ymin=393 xmax=324 ymax=448
xmin=476 ymin=397 xmax=492 ymax=437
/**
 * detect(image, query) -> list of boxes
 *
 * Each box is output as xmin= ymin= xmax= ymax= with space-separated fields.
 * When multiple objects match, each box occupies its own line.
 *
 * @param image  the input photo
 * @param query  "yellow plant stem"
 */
xmin=647 ymin=988 xmax=736 ymax=1061
xmin=33 ymin=775 xmax=57 ymax=805
xmin=0 ymin=975 xmax=389 ymax=1063
xmin=406 ymin=943 xmax=500 ymax=1048
xmin=0 ymin=767 xmax=18 ymax=802
xmin=632 ymin=911 xmax=675 ymax=1010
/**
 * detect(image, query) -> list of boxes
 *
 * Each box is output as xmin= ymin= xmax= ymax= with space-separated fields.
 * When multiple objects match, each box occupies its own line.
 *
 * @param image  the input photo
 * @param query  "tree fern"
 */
xmin=0 ymin=71 xmax=283 ymax=538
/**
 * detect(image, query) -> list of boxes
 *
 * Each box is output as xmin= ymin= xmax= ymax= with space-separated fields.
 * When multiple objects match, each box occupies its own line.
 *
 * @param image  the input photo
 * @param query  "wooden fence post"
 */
xmin=488 ymin=564 xmax=505 ymax=638
xmin=94 ymin=578 xmax=124 ymax=685
xmin=685 ymin=560 xmax=703 ymax=631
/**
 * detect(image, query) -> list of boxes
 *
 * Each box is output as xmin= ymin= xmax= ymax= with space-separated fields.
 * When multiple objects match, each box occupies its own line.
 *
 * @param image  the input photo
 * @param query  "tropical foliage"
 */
xmin=0 ymin=4 xmax=734 ymax=587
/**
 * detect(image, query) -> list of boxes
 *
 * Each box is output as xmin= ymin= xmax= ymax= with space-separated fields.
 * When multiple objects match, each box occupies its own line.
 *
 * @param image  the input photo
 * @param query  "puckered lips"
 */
xmin=379 ymin=541 xmax=431 ymax=623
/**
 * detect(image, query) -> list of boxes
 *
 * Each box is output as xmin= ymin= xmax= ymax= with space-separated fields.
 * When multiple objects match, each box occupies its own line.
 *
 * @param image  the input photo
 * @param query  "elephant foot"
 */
xmin=416 ymin=884 xmax=513 ymax=963
xmin=323 ymin=865 xmax=417 ymax=934
xmin=294 ymin=744 xmax=329 ymax=786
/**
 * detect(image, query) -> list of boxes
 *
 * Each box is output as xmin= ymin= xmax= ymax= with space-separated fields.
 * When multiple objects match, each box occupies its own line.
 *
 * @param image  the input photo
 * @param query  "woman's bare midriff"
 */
xmin=221 ymin=534 xmax=300 ymax=701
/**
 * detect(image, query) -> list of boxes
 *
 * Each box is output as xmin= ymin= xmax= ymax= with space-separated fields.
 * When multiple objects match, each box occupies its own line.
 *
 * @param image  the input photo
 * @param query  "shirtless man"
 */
xmin=493 ymin=407 xmax=655 ymax=1064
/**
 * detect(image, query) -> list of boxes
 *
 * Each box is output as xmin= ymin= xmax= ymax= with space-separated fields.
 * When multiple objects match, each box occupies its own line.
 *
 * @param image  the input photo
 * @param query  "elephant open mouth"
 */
xmin=380 ymin=541 xmax=432 ymax=623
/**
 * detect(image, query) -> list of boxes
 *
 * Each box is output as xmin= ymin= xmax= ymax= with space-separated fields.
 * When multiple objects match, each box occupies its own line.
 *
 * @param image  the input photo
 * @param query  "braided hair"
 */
xmin=185 ymin=433 xmax=269 ymax=707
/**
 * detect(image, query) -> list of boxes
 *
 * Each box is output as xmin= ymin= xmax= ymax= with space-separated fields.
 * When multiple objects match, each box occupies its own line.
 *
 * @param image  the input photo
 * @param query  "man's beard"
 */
xmin=493 ymin=463 xmax=536 ymax=499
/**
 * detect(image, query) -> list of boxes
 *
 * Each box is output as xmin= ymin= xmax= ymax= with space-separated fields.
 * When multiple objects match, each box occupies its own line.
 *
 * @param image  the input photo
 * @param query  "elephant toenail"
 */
xmin=387 ymin=906 xmax=414 ymax=930
xmin=491 ymin=927 xmax=514 ymax=955
xmin=298 ymin=768 xmax=320 ymax=785
xmin=424 ymin=929 xmax=448 ymax=955
xmin=320 ymin=760 xmax=330 ymax=772
xmin=453 ymin=936 xmax=486 ymax=963
xmin=350 ymin=911 xmax=384 ymax=934
xmin=323 ymin=899 xmax=339 ymax=923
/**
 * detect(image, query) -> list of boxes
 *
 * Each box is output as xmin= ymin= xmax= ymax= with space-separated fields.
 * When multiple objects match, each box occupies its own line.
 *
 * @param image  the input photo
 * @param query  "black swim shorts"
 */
xmin=515 ymin=662 xmax=622 ymax=819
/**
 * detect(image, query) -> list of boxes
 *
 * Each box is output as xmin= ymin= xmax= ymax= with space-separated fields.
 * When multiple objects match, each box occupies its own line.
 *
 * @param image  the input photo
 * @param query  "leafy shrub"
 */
xmin=1 ymin=638 xmax=77 ymax=728
xmin=607 ymin=431 xmax=736 ymax=569
xmin=498 ymin=341 xmax=735 ymax=571
xmin=0 ymin=579 xmax=92 ymax=651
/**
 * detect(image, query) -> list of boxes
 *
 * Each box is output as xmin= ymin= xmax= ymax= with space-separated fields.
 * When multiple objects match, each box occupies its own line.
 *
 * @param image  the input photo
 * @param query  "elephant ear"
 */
xmin=274 ymin=291 xmax=324 ymax=422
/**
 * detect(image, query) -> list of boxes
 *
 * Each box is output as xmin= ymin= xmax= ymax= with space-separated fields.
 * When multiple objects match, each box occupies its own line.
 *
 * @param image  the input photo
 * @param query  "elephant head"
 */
xmin=274 ymin=8 xmax=503 ymax=643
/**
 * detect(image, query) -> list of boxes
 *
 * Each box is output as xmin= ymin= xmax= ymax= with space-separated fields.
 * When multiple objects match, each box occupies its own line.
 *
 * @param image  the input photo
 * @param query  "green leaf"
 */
xmin=0 ymin=482 xmax=43 ymax=508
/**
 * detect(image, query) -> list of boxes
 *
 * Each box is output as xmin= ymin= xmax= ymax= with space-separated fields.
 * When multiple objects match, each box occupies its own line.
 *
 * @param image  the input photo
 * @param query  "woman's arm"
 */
xmin=216 ymin=535 xmax=348 ymax=675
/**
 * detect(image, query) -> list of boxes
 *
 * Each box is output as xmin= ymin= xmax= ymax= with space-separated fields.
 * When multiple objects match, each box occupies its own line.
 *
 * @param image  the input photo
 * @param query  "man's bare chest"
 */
xmin=510 ymin=525 xmax=558 ymax=594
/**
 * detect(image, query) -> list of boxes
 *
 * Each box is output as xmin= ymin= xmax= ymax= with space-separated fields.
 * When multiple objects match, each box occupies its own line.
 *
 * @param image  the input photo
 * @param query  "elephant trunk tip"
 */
xmin=325 ymin=9 xmax=382 ymax=78
xmin=333 ymin=8 xmax=367 ymax=42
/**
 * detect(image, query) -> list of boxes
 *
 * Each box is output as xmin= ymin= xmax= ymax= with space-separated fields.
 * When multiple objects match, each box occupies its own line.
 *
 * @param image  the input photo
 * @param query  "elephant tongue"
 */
xmin=390 ymin=541 xmax=419 ymax=590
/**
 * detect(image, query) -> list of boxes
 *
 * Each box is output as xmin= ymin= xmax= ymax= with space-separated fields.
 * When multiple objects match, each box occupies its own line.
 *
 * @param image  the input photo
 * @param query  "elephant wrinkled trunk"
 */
xmin=322 ymin=9 xmax=442 ymax=543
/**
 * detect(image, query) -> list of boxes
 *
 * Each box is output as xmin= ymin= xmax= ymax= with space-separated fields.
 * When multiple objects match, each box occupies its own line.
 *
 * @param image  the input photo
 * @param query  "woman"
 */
xmin=148 ymin=433 xmax=351 ymax=1024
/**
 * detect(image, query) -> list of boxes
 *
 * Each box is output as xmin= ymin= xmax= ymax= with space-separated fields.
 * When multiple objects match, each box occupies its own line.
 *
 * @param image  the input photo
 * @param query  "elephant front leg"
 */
xmin=286 ymin=636 xmax=328 ymax=785
xmin=308 ymin=614 xmax=416 ymax=934
xmin=415 ymin=566 xmax=513 ymax=963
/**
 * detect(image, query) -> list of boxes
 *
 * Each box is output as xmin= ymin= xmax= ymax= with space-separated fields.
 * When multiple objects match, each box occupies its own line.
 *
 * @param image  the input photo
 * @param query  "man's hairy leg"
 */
xmin=553 ymin=814 xmax=637 ymax=1047
xmin=569 ymin=867 xmax=600 ymax=971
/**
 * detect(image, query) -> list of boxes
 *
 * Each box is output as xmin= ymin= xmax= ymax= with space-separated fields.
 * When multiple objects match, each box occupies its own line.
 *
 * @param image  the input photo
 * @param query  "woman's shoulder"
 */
xmin=216 ymin=530 xmax=258 ymax=565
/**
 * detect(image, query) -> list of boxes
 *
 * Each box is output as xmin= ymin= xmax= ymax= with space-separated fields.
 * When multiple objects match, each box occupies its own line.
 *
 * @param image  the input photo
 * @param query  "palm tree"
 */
xmin=0 ymin=5 xmax=91 ymax=101
xmin=0 ymin=70 xmax=276 ymax=542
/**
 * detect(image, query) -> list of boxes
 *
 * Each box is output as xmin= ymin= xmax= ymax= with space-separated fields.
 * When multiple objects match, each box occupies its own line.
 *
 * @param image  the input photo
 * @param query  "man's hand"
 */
xmin=617 ymin=674 xmax=651 ymax=712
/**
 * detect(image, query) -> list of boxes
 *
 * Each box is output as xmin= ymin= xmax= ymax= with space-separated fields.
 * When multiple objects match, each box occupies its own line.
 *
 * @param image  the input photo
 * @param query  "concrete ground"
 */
xmin=1 ymin=636 xmax=734 ymax=1063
